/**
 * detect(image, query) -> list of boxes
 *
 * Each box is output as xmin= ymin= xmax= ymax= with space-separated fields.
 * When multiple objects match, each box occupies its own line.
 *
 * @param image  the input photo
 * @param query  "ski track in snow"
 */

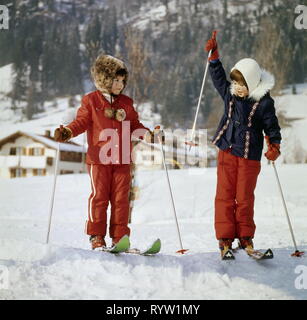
xmin=0 ymin=165 xmax=307 ymax=300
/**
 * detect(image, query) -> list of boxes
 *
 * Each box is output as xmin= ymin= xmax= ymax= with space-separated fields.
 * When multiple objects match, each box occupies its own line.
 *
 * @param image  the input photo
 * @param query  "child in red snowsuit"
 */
xmin=205 ymin=32 xmax=282 ymax=256
xmin=54 ymin=55 xmax=157 ymax=249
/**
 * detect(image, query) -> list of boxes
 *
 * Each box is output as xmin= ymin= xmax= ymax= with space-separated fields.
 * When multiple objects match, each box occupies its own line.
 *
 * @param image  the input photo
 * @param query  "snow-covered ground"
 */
xmin=0 ymin=164 xmax=306 ymax=300
xmin=275 ymin=83 xmax=307 ymax=163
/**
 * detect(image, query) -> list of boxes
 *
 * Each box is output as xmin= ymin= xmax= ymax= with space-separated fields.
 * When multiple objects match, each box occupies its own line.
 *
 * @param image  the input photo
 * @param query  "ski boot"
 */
xmin=238 ymin=237 xmax=273 ymax=259
xmin=219 ymin=238 xmax=235 ymax=260
xmin=112 ymin=237 xmax=125 ymax=247
xmin=238 ymin=237 xmax=254 ymax=249
xmin=90 ymin=235 xmax=106 ymax=250
xmin=238 ymin=237 xmax=254 ymax=255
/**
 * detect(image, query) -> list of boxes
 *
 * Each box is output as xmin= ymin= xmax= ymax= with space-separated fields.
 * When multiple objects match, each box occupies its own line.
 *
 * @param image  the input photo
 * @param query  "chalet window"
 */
xmin=33 ymin=169 xmax=46 ymax=176
xmin=29 ymin=147 xmax=44 ymax=156
xmin=10 ymin=168 xmax=16 ymax=178
xmin=34 ymin=148 xmax=44 ymax=156
xmin=10 ymin=147 xmax=26 ymax=155
xmin=37 ymin=169 xmax=46 ymax=176
xmin=16 ymin=168 xmax=22 ymax=177
xmin=60 ymin=170 xmax=74 ymax=175
xmin=60 ymin=151 xmax=82 ymax=163
xmin=10 ymin=168 xmax=26 ymax=178
xmin=47 ymin=157 xmax=53 ymax=166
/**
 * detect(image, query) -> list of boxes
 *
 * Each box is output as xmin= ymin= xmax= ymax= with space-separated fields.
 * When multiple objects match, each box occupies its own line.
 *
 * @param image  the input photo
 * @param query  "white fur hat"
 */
xmin=90 ymin=55 xmax=128 ymax=94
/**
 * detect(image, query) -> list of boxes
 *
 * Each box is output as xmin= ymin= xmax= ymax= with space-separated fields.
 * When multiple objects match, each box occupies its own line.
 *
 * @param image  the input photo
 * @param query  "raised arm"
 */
xmin=205 ymin=30 xmax=230 ymax=99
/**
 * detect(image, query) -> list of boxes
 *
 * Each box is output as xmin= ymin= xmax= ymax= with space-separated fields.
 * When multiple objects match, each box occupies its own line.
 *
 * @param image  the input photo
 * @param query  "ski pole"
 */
xmin=265 ymin=136 xmax=304 ymax=257
xmin=271 ymin=161 xmax=304 ymax=257
xmin=186 ymin=49 xmax=211 ymax=149
xmin=186 ymin=30 xmax=217 ymax=149
xmin=46 ymin=125 xmax=62 ymax=244
xmin=156 ymin=126 xmax=188 ymax=254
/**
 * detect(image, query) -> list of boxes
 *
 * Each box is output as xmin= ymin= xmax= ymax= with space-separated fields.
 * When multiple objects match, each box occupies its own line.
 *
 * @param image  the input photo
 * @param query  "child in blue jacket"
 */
xmin=205 ymin=31 xmax=281 ymax=257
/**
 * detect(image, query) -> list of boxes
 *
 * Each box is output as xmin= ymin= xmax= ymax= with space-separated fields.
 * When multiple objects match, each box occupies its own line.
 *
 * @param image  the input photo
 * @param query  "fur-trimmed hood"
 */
xmin=230 ymin=58 xmax=275 ymax=101
xmin=90 ymin=55 xmax=129 ymax=94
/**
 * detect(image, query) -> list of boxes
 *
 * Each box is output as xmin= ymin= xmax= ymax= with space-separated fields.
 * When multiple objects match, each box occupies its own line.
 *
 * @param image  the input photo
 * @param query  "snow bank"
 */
xmin=0 ymin=243 xmax=301 ymax=300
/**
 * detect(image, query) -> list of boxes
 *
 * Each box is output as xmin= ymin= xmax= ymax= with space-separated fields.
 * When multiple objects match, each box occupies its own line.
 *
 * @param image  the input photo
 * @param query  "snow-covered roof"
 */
xmin=0 ymin=131 xmax=86 ymax=153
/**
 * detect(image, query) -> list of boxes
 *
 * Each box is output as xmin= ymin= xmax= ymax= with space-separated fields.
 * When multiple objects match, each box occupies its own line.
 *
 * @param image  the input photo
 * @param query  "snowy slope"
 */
xmin=0 ymin=64 xmax=13 ymax=95
xmin=131 ymin=0 xmax=261 ymax=36
xmin=0 ymin=164 xmax=306 ymax=300
xmin=275 ymin=83 xmax=307 ymax=163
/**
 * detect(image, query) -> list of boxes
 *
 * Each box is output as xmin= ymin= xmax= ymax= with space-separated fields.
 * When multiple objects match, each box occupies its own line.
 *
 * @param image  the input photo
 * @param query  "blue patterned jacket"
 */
xmin=209 ymin=59 xmax=281 ymax=161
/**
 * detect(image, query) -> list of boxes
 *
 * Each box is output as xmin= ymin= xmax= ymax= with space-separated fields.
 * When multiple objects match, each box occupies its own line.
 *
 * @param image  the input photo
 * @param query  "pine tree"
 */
xmin=101 ymin=6 xmax=118 ymax=55
xmin=85 ymin=13 xmax=103 ymax=64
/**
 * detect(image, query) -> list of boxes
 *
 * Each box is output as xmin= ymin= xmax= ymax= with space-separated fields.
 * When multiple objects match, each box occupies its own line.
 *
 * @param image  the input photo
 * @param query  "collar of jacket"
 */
xmin=98 ymin=91 xmax=120 ymax=106
xmin=230 ymin=69 xmax=275 ymax=102
xmin=102 ymin=93 xmax=112 ymax=103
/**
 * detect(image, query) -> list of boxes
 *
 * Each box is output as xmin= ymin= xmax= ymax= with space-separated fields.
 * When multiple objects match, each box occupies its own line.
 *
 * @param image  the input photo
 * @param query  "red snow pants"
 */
xmin=215 ymin=149 xmax=261 ymax=240
xmin=85 ymin=163 xmax=131 ymax=242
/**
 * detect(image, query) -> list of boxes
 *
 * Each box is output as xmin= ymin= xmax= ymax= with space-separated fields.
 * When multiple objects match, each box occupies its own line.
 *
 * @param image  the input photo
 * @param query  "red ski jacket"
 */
xmin=67 ymin=90 xmax=149 ymax=165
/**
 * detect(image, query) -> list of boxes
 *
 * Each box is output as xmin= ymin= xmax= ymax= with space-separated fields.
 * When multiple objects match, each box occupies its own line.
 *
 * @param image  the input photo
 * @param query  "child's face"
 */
xmin=232 ymin=81 xmax=249 ymax=98
xmin=111 ymin=76 xmax=125 ymax=95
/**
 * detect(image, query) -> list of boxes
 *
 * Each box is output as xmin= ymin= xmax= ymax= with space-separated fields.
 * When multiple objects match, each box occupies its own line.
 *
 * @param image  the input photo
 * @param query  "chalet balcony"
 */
xmin=0 ymin=156 xmax=46 ymax=169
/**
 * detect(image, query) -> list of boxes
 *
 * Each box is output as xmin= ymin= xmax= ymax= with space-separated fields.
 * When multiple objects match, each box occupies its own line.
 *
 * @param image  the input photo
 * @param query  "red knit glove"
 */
xmin=264 ymin=136 xmax=281 ymax=161
xmin=205 ymin=30 xmax=219 ymax=61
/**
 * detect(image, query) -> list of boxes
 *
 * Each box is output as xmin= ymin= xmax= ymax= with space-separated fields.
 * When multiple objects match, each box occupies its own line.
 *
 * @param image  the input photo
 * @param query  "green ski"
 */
xmin=126 ymin=239 xmax=161 ymax=255
xmin=102 ymin=235 xmax=130 ymax=254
